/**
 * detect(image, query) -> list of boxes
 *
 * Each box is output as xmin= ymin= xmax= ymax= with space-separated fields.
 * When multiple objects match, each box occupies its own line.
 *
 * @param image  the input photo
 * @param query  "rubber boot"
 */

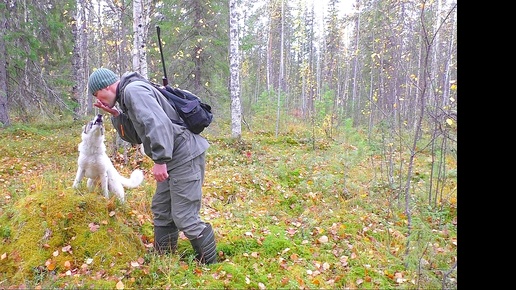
xmin=189 ymin=223 xmax=217 ymax=264
xmin=154 ymin=226 xmax=179 ymax=254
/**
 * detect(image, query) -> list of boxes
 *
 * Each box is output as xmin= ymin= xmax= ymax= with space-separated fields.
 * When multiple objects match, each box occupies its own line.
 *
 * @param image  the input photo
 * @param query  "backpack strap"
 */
xmin=151 ymin=83 xmax=186 ymax=126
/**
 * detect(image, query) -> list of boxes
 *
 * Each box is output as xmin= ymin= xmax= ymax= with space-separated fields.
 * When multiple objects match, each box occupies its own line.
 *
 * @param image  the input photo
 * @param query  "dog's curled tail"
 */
xmin=121 ymin=169 xmax=144 ymax=188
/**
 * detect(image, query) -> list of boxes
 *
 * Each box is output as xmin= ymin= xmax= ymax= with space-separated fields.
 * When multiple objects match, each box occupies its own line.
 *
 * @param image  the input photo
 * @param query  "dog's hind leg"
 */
xmin=86 ymin=178 xmax=97 ymax=190
xmin=111 ymin=185 xmax=125 ymax=202
xmin=107 ymin=170 xmax=125 ymax=202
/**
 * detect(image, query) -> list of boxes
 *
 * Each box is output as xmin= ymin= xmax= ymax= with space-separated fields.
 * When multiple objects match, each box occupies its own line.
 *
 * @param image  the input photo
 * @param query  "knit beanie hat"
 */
xmin=88 ymin=68 xmax=119 ymax=96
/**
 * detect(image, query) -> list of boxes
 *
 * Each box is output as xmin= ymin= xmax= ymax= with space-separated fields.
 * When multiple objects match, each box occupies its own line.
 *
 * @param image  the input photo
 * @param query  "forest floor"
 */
xmin=0 ymin=117 xmax=457 ymax=289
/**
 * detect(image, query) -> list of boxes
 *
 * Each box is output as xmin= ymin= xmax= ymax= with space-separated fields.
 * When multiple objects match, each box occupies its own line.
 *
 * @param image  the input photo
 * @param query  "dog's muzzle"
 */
xmin=94 ymin=114 xmax=103 ymax=125
xmin=83 ymin=114 xmax=104 ymax=134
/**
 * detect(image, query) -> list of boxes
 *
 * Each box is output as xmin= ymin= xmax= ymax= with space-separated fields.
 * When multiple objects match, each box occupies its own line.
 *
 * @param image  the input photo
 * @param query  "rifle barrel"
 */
xmin=156 ymin=26 xmax=168 ymax=86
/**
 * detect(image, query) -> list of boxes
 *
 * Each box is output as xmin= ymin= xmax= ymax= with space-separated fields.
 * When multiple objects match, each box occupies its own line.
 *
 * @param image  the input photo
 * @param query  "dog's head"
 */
xmin=83 ymin=114 xmax=104 ymax=137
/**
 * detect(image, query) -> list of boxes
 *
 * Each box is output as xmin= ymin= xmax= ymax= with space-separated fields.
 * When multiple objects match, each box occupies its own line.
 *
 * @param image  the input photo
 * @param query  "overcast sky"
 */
xmin=312 ymin=0 xmax=354 ymax=18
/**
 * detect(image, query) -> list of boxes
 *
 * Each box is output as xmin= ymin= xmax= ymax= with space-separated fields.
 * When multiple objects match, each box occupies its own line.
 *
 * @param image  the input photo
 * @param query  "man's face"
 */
xmin=94 ymin=85 xmax=114 ymax=108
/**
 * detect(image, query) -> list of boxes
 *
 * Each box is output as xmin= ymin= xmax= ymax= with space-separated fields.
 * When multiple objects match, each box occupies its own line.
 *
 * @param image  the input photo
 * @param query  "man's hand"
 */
xmin=94 ymin=100 xmax=120 ymax=116
xmin=153 ymin=163 xmax=169 ymax=182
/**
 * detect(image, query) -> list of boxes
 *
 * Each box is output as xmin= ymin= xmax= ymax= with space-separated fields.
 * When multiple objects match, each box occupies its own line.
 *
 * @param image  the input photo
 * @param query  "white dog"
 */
xmin=73 ymin=114 xmax=144 ymax=202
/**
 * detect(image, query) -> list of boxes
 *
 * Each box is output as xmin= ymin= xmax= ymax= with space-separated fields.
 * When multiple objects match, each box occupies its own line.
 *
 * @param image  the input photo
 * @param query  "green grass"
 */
xmin=0 ymin=117 xmax=457 ymax=289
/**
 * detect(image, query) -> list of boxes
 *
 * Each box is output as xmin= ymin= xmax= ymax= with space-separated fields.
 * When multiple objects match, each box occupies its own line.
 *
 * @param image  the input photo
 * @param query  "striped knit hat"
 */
xmin=88 ymin=68 xmax=119 ymax=96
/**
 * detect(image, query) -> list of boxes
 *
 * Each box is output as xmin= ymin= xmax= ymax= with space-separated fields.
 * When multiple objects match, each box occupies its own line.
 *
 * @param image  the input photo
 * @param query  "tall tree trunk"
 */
xmin=0 ymin=3 xmax=10 ymax=127
xmin=351 ymin=2 xmax=360 ymax=125
xmin=274 ymin=0 xmax=284 ymax=137
xmin=229 ymin=0 xmax=242 ymax=139
xmin=132 ymin=0 xmax=150 ymax=76
xmin=72 ymin=0 xmax=87 ymax=119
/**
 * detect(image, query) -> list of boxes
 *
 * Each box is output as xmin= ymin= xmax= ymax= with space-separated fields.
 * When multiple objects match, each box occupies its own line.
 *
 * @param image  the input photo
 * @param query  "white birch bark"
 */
xmin=132 ymin=0 xmax=150 ymax=77
xmin=274 ymin=0 xmax=284 ymax=137
xmin=73 ymin=0 xmax=87 ymax=117
xmin=229 ymin=0 xmax=242 ymax=139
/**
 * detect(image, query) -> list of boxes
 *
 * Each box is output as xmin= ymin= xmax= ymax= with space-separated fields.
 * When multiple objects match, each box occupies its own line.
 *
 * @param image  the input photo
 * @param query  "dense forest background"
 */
xmin=0 ymin=0 xmax=457 ymax=137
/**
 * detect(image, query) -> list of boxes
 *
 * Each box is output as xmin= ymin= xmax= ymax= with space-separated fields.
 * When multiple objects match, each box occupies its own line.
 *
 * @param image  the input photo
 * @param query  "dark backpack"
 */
xmin=153 ymin=84 xmax=213 ymax=134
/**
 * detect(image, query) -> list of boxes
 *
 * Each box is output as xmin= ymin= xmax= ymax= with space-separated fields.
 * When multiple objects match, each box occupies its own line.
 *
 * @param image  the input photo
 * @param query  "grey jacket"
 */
xmin=111 ymin=71 xmax=209 ymax=170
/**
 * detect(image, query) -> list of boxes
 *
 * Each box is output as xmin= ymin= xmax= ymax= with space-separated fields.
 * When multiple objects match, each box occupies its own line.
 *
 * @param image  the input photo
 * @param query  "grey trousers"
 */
xmin=151 ymin=152 xmax=206 ymax=240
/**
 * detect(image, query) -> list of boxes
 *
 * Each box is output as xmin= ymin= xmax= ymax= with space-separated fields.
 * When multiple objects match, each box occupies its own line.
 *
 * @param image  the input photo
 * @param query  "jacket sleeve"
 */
xmin=111 ymin=112 xmax=142 ymax=144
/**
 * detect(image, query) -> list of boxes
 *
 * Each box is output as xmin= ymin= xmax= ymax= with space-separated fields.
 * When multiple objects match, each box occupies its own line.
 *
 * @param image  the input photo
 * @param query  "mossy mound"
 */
xmin=0 ymin=190 xmax=146 ymax=285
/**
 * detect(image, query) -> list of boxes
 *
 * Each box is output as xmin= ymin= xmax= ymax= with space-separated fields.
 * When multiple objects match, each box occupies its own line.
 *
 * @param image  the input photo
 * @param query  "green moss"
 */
xmin=0 ymin=191 xmax=145 ymax=284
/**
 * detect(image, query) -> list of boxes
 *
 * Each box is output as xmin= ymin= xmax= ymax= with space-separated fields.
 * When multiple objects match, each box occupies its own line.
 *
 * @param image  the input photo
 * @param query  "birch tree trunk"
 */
xmin=229 ymin=0 xmax=242 ymax=139
xmin=72 ymin=0 xmax=87 ymax=118
xmin=274 ymin=0 xmax=284 ymax=137
xmin=0 ymin=3 xmax=10 ymax=127
xmin=132 ymin=0 xmax=150 ymax=76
